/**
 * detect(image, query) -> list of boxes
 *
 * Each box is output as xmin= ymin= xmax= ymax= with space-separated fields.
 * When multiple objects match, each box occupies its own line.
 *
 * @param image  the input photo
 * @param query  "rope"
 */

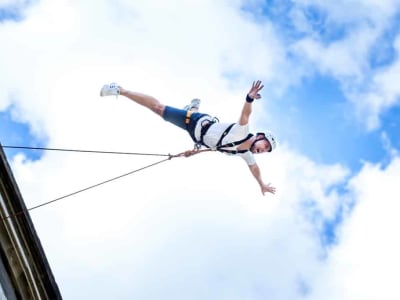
xmin=1 ymin=147 xmax=212 ymax=220
xmin=2 ymin=145 xmax=170 ymax=157
xmin=3 ymin=156 xmax=171 ymax=220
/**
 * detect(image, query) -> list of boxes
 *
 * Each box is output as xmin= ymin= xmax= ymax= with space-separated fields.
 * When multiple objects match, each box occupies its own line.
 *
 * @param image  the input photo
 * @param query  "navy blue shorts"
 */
xmin=163 ymin=106 xmax=209 ymax=143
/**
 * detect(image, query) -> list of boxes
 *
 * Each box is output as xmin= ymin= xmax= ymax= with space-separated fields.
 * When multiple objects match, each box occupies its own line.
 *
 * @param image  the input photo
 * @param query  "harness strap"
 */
xmin=219 ymin=133 xmax=253 ymax=148
xmin=195 ymin=117 xmax=219 ymax=149
xmin=197 ymin=121 xmax=254 ymax=155
xmin=215 ymin=123 xmax=253 ymax=154
xmin=217 ymin=149 xmax=248 ymax=154
xmin=199 ymin=120 xmax=214 ymax=148
xmin=185 ymin=110 xmax=193 ymax=125
xmin=217 ymin=133 xmax=253 ymax=154
xmin=216 ymin=123 xmax=235 ymax=147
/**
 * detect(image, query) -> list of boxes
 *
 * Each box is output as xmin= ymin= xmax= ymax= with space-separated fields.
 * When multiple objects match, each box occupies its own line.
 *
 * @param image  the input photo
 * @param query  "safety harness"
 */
xmin=197 ymin=120 xmax=253 ymax=154
xmin=215 ymin=123 xmax=254 ymax=154
xmin=186 ymin=110 xmax=267 ymax=154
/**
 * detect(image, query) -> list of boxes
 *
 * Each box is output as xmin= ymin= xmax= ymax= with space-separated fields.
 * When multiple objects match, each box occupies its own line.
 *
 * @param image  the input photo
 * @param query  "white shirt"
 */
xmin=194 ymin=116 xmax=256 ymax=165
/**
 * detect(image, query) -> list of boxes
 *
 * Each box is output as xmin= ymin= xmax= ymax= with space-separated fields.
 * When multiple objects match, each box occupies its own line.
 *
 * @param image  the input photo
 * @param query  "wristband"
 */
xmin=246 ymin=94 xmax=254 ymax=103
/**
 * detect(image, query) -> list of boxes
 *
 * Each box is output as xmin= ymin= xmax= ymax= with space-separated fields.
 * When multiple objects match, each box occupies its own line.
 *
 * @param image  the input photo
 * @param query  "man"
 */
xmin=100 ymin=80 xmax=276 ymax=195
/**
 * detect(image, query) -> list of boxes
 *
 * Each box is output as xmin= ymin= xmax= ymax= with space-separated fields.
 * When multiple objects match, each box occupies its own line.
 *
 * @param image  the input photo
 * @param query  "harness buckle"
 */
xmin=185 ymin=110 xmax=193 ymax=125
xmin=198 ymin=117 xmax=218 ymax=148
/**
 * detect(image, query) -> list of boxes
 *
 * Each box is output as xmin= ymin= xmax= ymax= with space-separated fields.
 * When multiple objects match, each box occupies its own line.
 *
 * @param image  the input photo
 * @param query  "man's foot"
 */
xmin=100 ymin=83 xmax=120 ymax=97
xmin=184 ymin=98 xmax=201 ymax=111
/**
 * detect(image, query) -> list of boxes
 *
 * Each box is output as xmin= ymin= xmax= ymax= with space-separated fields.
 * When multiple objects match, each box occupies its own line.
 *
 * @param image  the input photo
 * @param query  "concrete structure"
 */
xmin=0 ymin=144 xmax=62 ymax=299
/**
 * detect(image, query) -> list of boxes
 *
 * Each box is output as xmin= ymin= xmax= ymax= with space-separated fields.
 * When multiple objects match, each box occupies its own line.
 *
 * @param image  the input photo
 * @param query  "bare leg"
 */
xmin=119 ymin=87 xmax=165 ymax=117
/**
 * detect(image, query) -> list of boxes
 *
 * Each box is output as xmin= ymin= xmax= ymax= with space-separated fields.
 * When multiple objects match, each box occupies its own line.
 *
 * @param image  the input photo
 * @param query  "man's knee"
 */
xmin=152 ymin=103 xmax=165 ymax=117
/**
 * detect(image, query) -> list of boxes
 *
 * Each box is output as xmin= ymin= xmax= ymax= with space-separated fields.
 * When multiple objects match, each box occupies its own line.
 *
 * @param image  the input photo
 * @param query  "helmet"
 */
xmin=256 ymin=131 xmax=277 ymax=152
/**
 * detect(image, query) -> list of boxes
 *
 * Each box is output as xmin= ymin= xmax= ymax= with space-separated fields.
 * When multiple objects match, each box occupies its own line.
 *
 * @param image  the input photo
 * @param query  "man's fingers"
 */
xmin=251 ymin=81 xmax=263 ymax=94
xmin=252 ymin=80 xmax=262 ymax=88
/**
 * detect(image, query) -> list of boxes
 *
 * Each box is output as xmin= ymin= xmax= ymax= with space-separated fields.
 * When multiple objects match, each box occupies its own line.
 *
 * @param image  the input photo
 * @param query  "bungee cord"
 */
xmin=1 ymin=145 xmax=212 ymax=220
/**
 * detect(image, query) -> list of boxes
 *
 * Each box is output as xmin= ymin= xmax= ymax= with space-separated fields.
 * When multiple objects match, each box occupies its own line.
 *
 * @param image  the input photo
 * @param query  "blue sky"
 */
xmin=2 ymin=0 xmax=398 ymax=170
xmin=0 ymin=0 xmax=43 ymax=159
xmin=0 ymin=0 xmax=33 ymax=22
xmin=273 ymin=74 xmax=392 ymax=169
xmin=1 ymin=1 xmax=400 ymax=299
xmin=247 ymin=0 xmax=400 ymax=172
xmin=1 ymin=33 xmax=396 ymax=170
xmin=0 ymin=109 xmax=46 ymax=160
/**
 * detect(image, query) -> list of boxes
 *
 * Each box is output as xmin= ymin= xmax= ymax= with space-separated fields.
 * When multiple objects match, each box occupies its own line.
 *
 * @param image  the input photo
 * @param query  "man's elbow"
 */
xmin=248 ymin=163 xmax=258 ymax=172
xmin=239 ymin=116 xmax=249 ymax=126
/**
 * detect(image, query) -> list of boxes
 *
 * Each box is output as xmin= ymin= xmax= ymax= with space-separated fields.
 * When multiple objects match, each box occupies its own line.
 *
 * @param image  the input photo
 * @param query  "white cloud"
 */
xmin=352 ymin=35 xmax=400 ymax=129
xmin=289 ymin=0 xmax=400 ymax=130
xmin=11 ymin=139 xmax=352 ymax=299
xmin=0 ymin=0 xmax=28 ymax=8
xmin=2 ymin=0 xmax=400 ymax=299
xmin=309 ymin=156 xmax=400 ymax=300
xmin=293 ymin=0 xmax=400 ymax=25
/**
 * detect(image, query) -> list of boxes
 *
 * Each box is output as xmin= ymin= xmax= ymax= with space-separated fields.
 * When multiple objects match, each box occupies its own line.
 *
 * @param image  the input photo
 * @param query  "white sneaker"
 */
xmin=184 ymin=98 xmax=201 ymax=111
xmin=100 ymin=83 xmax=120 ymax=97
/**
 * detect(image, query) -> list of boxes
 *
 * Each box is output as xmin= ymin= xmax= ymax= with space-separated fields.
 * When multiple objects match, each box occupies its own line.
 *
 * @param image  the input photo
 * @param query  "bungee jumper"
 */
xmin=100 ymin=80 xmax=277 ymax=195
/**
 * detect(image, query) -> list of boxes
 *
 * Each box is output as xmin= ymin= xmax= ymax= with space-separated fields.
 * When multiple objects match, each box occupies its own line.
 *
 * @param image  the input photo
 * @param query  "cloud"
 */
xmin=2 ymin=0 xmax=400 ymax=299
xmin=308 ymin=155 xmax=400 ymax=300
xmin=288 ymin=0 xmax=400 ymax=130
xmin=352 ymin=35 xmax=400 ymax=129
xmin=10 ymin=138 xmax=353 ymax=299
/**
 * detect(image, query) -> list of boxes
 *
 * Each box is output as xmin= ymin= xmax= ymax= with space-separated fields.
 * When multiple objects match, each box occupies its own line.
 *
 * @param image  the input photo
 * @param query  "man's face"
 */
xmin=251 ymin=138 xmax=271 ymax=154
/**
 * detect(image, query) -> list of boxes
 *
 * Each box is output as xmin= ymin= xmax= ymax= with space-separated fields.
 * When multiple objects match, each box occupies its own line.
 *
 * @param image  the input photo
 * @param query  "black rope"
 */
xmin=1 ymin=145 xmax=210 ymax=220
xmin=2 ymin=145 xmax=170 ymax=157
xmin=3 ymin=156 xmax=172 ymax=220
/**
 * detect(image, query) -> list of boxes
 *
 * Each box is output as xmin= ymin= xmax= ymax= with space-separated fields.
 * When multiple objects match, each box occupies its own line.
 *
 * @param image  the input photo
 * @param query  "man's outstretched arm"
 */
xmin=248 ymin=163 xmax=276 ymax=195
xmin=239 ymin=80 xmax=264 ymax=126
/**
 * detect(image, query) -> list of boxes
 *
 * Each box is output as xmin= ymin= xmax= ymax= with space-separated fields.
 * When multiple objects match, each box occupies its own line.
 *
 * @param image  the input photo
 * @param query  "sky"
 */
xmin=1 ymin=0 xmax=400 ymax=299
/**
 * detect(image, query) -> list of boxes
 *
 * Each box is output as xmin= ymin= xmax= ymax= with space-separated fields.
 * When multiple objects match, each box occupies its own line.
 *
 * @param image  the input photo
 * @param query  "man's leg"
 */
xmin=100 ymin=83 xmax=200 ymax=134
xmin=119 ymin=88 xmax=165 ymax=117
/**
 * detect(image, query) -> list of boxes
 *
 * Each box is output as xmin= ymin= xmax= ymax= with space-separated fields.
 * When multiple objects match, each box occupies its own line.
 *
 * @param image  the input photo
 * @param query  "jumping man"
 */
xmin=100 ymin=80 xmax=277 ymax=195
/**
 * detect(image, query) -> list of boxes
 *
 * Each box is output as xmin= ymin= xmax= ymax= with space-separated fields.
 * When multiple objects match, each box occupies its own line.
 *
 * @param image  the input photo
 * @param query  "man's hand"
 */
xmin=248 ymin=163 xmax=276 ymax=196
xmin=239 ymin=80 xmax=264 ymax=125
xmin=176 ymin=148 xmax=212 ymax=158
xmin=247 ymin=80 xmax=264 ymax=100
xmin=261 ymin=183 xmax=276 ymax=195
